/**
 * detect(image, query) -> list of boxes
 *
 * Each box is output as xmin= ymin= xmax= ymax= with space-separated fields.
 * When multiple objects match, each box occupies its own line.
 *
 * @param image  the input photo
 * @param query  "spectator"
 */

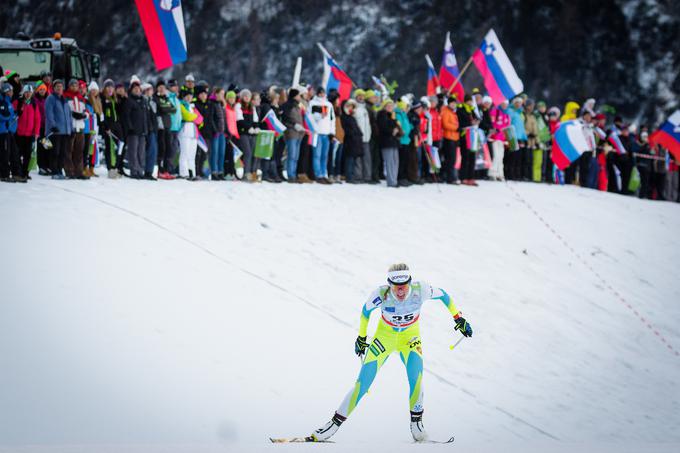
xmin=353 ymin=89 xmax=373 ymax=183
xmin=309 ymin=87 xmax=335 ymax=184
xmin=340 ymin=99 xmax=363 ymax=184
xmin=33 ymin=82 xmax=49 ymax=175
xmin=141 ymin=82 xmax=158 ymax=180
xmin=488 ymin=99 xmax=510 ymax=182
xmin=440 ymin=95 xmax=460 ymax=184
xmin=395 ymin=99 xmax=413 ymax=187
xmin=0 ymin=83 xmax=20 ymax=182
xmin=236 ymin=89 xmax=260 ymax=182
xmin=13 ymin=85 xmax=41 ymax=181
xmin=281 ymin=87 xmax=305 ymax=183
xmin=44 ymin=79 xmax=72 ymax=180
xmin=209 ymin=87 xmax=227 ymax=181
xmin=178 ymin=88 xmax=200 ymax=180
xmin=154 ymin=80 xmax=177 ymax=180
xmin=123 ymin=81 xmax=149 ymax=179
xmin=376 ymin=98 xmax=401 ymax=188
xmin=63 ymin=79 xmax=89 ymax=179
xmin=101 ymin=79 xmax=123 ymax=179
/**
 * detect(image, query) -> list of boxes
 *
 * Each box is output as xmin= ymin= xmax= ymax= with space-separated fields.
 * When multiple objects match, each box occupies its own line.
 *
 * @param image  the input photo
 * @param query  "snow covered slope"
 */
xmin=1 ymin=178 xmax=679 ymax=453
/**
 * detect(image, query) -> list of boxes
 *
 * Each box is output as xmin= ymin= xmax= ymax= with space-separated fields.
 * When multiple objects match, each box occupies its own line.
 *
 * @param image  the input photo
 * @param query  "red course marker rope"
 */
xmin=507 ymin=183 xmax=679 ymax=358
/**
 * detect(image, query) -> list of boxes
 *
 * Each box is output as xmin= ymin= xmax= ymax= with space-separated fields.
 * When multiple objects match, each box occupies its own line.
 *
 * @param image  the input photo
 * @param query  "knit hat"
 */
xmin=167 ymin=79 xmax=178 ymax=87
xmin=103 ymin=79 xmax=115 ymax=89
xmin=365 ymin=89 xmax=377 ymax=99
xmin=53 ymin=79 xmax=65 ymax=88
xmin=130 ymin=74 xmax=141 ymax=86
xmin=447 ymin=94 xmax=458 ymax=104
xmin=482 ymin=95 xmax=493 ymax=105
xmin=156 ymin=79 xmax=166 ymax=88
xmin=380 ymin=98 xmax=394 ymax=109
xmin=21 ymin=84 xmax=34 ymax=94
xmin=471 ymin=87 xmax=481 ymax=95
xmin=226 ymin=90 xmax=237 ymax=100
xmin=140 ymin=82 xmax=153 ymax=92
xmin=35 ymin=81 xmax=47 ymax=93
xmin=411 ymin=101 xmax=422 ymax=110
xmin=87 ymin=81 xmax=99 ymax=91
xmin=239 ymin=88 xmax=252 ymax=99
xmin=287 ymin=87 xmax=300 ymax=98
xmin=397 ymin=100 xmax=408 ymax=111
xmin=195 ymin=85 xmax=208 ymax=97
xmin=68 ymin=78 xmax=79 ymax=87
xmin=185 ymin=74 xmax=195 ymax=82
xmin=595 ymin=113 xmax=606 ymax=121
xmin=2 ymin=83 xmax=13 ymax=94
xmin=354 ymin=88 xmax=366 ymax=98
xmin=537 ymin=100 xmax=547 ymax=108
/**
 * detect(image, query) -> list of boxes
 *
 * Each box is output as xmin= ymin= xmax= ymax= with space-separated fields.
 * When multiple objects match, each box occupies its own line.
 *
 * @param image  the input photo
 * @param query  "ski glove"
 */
xmin=355 ymin=336 xmax=369 ymax=357
xmin=454 ymin=317 xmax=473 ymax=337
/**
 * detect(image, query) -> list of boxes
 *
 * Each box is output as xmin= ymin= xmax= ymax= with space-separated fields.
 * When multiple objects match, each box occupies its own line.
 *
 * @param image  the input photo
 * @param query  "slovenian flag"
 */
xmin=552 ymin=120 xmax=591 ymax=170
xmin=425 ymin=54 xmax=440 ymax=97
xmin=303 ymin=108 xmax=318 ymax=146
xmin=439 ymin=32 xmax=465 ymax=102
xmin=472 ymin=29 xmax=524 ymax=106
xmin=196 ymin=127 xmax=208 ymax=151
xmin=321 ymin=52 xmax=353 ymax=102
xmin=607 ymin=129 xmax=627 ymax=155
xmin=134 ymin=0 xmax=187 ymax=71
xmin=649 ymin=110 xmax=680 ymax=162
xmin=263 ymin=109 xmax=287 ymax=136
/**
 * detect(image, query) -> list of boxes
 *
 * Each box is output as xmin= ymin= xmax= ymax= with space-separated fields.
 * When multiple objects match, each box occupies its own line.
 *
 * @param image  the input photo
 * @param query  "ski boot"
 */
xmin=410 ymin=410 xmax=428 ymax=442
xmin=311 ymin=413 xmax=346 ymax=442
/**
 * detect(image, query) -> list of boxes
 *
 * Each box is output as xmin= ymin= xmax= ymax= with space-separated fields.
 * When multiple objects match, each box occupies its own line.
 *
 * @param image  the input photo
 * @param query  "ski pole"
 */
xmin=449 ymin=336 xmax=465 ymax=351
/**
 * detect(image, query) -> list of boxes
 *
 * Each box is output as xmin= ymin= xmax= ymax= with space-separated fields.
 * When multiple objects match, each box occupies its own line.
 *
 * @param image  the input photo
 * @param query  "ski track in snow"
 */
xmin=1 ymin=176 xmax=679 ymax=453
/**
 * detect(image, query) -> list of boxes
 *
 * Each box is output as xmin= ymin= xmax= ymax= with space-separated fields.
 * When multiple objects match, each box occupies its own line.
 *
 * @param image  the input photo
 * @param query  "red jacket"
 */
xmin=13 ymin=99 xmax=41 ymax=137
xmin=429 ymin=107 xmax=442 ymax=141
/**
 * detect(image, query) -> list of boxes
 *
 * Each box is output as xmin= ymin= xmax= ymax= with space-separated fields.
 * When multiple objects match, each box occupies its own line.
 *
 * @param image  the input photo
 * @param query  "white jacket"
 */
xmin=353 ymin=101 xmax=371 ymax=143
xmin=308 ymin=96 xmax=335 ymax=136
xmin=67 ymin=95 xmax=87 ymax=132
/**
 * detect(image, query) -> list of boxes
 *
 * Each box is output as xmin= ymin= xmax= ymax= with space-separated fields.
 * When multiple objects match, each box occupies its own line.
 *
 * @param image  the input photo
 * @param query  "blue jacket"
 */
xmin=507 ymin=105 xmax=527 ymax=141
xmin=168 ymin=92 xmax=182 ymax=132
xmin=0 ymin=94 xmax=16 ymax=134
xmin=45 ymin=93 xmax=73 ymax=135
xmin=396 ymin=108 xmax=412 ymax=145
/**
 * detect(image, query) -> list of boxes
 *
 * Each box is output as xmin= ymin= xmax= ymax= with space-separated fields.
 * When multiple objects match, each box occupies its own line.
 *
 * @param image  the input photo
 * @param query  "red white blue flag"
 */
xmin=425 ymin=54 xmax=440 ymax=97
xmin=552 ymin=120 xmax=591 ymax=170
xmin=607 ymin=129 xmax=627 ymax=155
xmin=263 ymin=109 xmax=287 ymax=136
xmin=649 ymin=110 xmax=680 ymax=162
xmin=472 ymin=29 xmax=524 ymax=106
xmin=321 ymin=51 xmax=353 ymax=102
xmin=134 ymin=0 xmax=187 ymax=71
xmin=439 ymin=32 xmax=465 ymax=102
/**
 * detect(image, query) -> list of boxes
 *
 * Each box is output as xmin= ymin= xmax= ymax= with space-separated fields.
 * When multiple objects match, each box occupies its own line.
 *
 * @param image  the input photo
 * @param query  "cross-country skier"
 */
xmin=311 ymin=263 xmax=473 ymax=442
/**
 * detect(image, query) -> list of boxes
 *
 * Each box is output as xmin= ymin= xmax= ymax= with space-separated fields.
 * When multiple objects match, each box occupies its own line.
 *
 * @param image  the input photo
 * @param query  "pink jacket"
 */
xmin=14 ymin=100 xmax=41 ymax=137
xmin=225 ymin=103 xmax=240 ymax=139
xmin=489 ymin=107 xmax=510 ymax=142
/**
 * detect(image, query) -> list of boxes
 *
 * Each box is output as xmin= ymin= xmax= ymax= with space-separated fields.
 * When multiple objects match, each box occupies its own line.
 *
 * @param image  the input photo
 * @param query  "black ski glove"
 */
xmin=355 ymin=336 xmax=368 ymax=357
xmin=454 ymin=317 xmax=473 ymax=337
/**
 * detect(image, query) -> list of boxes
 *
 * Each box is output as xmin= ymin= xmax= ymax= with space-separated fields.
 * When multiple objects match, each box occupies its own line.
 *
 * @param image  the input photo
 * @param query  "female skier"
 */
xmin=311 ymin=263 xmax=473 ymax=442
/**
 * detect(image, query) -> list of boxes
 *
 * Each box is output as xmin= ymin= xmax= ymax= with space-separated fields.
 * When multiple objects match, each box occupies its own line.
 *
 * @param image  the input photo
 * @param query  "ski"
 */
xmin=418 ymin=436 xmax=455 ymax=444
xmin=269 ymin=436 xmax=333 ymax=443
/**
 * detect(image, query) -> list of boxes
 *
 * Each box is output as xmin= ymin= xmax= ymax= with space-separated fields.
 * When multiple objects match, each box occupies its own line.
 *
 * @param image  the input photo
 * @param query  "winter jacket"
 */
xmin=0 ymin=94 xmax=16 ymax=134
xmin=561 ymin=102 xmax=580 ymax=122
xmin=309 ymin=96 xmax=335 ymax=135
xmin=341 ymin=110 xmax=363 ymax=157
xmin=179 ymin=101 xmax=199 ymax=138
xmin=334 ymin=108 xmax=345 ymax=143
xmin=145 ymin=96 xmax=158 ymax=134
xmin=14 ymin=99 xmax=41 ymax=137
xmin=195 ymin=99 xmax=216 ymax=138
xmin=101 ymin=96 xmax=123 ymax=137
xmin=44 ymin=93 xmax=72 ymax=135
xmin=480 ymin=108 xmax=492 ymax=134
xmin=123 ymin=93 xmax=149 ymax=136
xmin=441 ymin=106 xmax=460 ymax=141
xmin=489 ymin=106 xmax=510 ymax=142
xmin=525 ymin=110 xmax=539 ymax=149
xmin=652 ymin=145 xmax=667 ymax=174
xmin=210 ymin=98 xmax=226 ymax=134
xmin=429 ymin=107 xmax=443 ymax=142
xmin=353 ymin=101 xmax=371 ymax=143
xmin=281 ymin=99 xmax=304 ymax=140
xmin=33 ymin=94 xmax=47 ymax=135
xmin=507 ymin=105 xmax=527 ymax=141
xmin=154 ymin=93 xmax=176 ymax=130
xmin=225 ymin=103 xmax=240 ymax=139
xmin=396 ymin=108 xmax=412 ymax=146
xmin=64 ymin=91 xmax=88 ymax=132
xmin=236 ymin=102 xmax=259 ymax=136
xmin=167 ymin=92 xmax=182 ymax=132
xmin=376 ymin=109 xmax=401 ymax=149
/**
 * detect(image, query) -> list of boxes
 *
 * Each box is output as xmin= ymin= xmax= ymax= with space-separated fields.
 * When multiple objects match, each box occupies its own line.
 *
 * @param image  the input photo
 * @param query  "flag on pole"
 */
xmin=371 ymin=75 xmax=388 ymax=97
xmin=551 ymin=120 xmax=591 ymax=170
xmin=425 ymin=54 xmax=440 ymax=97
xmin=134 ymin=0 xmax=187 ymax=71
xmin=439 ymin=32 xmax=465 ymax=101
xmin=263 ymin=109 xmax=287 ymax=136
xmin=319 ymin=44 xmax=353 ymax=101
xmin=649 ymin=110 xmax=680 ymax=162
xmin=472 ymin=29 xmax=524 ymax=105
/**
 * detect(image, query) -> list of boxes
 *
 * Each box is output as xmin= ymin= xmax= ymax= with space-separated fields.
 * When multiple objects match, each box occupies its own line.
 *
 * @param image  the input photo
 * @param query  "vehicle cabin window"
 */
xmin=70 ymin=54 xmax=85 ymax=80
xmin=0 ymin=50 xmax=51 ymax=79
